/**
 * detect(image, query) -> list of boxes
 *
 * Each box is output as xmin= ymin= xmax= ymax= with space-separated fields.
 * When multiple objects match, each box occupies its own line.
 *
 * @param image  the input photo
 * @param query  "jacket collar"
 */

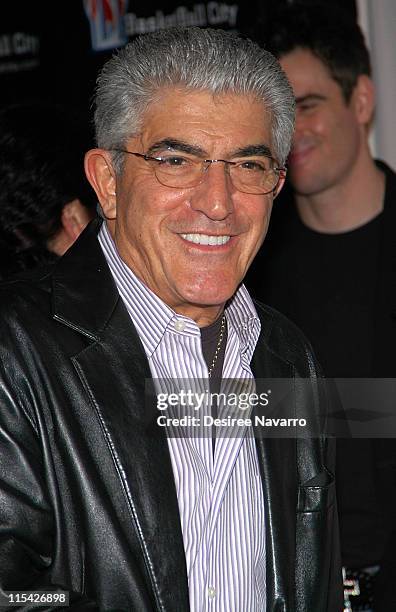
xmin=52 ymin=218 xmax=118 ymax=341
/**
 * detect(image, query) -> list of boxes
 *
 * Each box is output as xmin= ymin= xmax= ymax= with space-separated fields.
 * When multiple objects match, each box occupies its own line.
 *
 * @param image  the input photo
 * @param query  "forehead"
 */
xmin=134 ymin=87 xmax=272 ymax=154
xmin=280 ymin=48 xmax=340 ymax=97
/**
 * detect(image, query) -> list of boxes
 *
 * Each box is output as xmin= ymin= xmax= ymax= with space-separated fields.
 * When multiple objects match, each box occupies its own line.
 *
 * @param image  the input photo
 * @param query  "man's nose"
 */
xmin=189 ymin=161 xmax=235 ymax=220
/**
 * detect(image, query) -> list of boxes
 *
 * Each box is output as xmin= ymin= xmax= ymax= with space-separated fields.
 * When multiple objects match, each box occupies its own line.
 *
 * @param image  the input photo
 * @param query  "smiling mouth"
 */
xmin=180 ymin=233 xmax=231 ymax=246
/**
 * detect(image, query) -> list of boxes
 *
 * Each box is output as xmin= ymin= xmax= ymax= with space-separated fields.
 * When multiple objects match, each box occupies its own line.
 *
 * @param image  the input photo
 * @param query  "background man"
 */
xmin=0 ymin=27 xmax=341 ymax=610
xmin=246 ymin=4 xmax=396 ymax=610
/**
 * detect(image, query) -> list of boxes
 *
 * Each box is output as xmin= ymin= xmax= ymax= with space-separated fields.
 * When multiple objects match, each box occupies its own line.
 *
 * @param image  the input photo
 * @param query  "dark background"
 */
xmin=1 ymin=0 xmax=357 ymax=130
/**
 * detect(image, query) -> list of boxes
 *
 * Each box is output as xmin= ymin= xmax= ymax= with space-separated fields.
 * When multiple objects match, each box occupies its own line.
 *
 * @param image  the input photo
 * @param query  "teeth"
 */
xmin=180 ymin=233 xmax=231 ymax=246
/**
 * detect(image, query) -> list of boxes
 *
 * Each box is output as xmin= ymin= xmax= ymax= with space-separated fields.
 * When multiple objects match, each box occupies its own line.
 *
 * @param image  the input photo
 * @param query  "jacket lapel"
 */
xmin=52 ymin=220 xmax=189 ymax=611
xmin=251 ymin=319 xmax=297 ymax=610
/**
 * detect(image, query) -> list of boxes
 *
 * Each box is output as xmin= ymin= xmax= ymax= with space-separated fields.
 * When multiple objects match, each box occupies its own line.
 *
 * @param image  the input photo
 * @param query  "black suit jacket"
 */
xmin=0 ymin=220 xmax=342 ymax=610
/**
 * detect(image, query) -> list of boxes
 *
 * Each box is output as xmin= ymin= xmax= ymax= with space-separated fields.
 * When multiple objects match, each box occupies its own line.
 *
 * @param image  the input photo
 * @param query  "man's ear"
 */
xmin=351 ymin=75 xmax=375 ymax=126
xmin=84 ymin=149 xmax=117 ymax=219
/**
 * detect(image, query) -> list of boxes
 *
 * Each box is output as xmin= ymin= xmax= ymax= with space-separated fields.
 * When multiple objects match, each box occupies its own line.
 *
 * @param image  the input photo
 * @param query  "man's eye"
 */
xmin=239 ymin=160 xmax=268 ymax=172
xmin=158 ymin=156 xmax=190 ymax=167
xmin=298 ymin=102 xmax=318 ymax=112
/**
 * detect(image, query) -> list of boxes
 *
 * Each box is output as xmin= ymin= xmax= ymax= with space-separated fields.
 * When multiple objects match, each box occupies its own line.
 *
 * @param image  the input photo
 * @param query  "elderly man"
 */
xmin=0 ymin=27 xmax=341 ymax=610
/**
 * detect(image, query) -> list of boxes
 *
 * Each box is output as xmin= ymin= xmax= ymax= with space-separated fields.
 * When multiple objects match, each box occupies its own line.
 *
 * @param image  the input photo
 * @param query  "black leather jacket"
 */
xmin=0 ymin=220 xmax=342 ymax=610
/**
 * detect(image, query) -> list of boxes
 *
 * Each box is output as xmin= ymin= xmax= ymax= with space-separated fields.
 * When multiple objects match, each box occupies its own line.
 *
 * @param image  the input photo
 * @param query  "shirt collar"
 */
xmin=98 ymin=222 xmax=261 ymax=359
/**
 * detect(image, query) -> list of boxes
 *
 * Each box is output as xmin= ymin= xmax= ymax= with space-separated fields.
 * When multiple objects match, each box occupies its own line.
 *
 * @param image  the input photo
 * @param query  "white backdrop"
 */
xmin=357 ymin=0 xmax=396 ymax=169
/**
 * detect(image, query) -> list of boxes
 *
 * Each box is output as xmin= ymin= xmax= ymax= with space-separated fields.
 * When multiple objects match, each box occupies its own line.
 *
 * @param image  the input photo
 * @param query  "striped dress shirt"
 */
xmin=98 ymin=223 xmax=266 ymax=612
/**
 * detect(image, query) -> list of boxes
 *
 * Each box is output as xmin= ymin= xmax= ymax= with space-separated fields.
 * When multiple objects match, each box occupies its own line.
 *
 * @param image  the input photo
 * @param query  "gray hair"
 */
xmin=94 ymin=27 xmax=295 ymax=168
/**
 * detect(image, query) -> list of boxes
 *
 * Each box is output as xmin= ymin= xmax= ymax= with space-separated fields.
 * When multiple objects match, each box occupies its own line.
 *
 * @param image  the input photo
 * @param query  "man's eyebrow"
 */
xmin=146 ymin=139 xmax=205 ymax=156
xmin=230 ymin=144 xmax=273 ymax=158
xmin=296 ymin=94 xmax=327 ymax=105
xmin=145 ymin=139 xmax=274 ymax=159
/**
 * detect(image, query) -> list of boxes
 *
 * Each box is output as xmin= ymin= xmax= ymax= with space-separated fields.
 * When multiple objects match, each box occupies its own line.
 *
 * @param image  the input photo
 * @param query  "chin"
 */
xmin=182 ymin=283 xmax=238 ymax=308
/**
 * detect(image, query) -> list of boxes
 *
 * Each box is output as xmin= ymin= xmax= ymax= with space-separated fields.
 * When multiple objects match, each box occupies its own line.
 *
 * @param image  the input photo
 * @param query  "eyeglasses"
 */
xmin=110 ymin=149 xmax=286 ymax=195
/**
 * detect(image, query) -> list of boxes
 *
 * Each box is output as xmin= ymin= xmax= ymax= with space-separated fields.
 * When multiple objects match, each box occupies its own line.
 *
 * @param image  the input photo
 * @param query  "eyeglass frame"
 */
xmin=109 ymin=148 xmax=286 ymax=195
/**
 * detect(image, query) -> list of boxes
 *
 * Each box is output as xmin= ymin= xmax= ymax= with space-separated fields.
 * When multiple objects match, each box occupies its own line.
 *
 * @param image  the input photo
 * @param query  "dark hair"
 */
xmin=0 ymin=103 xmax=96 ymax=278
xmin=250 ymin=2 xmax=371 ymax=102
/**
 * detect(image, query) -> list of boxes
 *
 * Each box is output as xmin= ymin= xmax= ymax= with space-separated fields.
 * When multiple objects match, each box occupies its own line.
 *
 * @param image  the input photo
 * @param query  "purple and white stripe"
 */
xmin=99 ymin=223 xmax=266 ymax=612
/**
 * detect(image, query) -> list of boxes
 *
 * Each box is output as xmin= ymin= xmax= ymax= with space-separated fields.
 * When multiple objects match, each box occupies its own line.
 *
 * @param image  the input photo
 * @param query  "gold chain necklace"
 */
xmin=208 ymin=314 xmax=226 ymax=378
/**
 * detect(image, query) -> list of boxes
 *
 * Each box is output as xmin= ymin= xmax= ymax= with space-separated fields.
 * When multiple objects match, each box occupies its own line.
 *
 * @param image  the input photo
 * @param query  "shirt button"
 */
xmin=207 ymin=586 xmax=216 ymax=599
xmin=174 ymin=319 xmax=186 ymax=332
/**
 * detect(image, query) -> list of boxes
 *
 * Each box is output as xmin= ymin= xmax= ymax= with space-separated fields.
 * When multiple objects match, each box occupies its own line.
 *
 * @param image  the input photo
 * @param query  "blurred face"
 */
xmin=280 ymin=48 xmax=363 ymax=196
xmin=107 ymin=89 xmax=280 ymax=323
